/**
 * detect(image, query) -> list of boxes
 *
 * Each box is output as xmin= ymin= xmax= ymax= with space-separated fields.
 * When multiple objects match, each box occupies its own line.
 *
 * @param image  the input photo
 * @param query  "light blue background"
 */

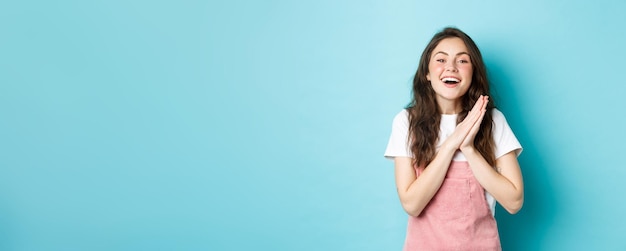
xmin=1 ymin=0 xmax=625 ymax=250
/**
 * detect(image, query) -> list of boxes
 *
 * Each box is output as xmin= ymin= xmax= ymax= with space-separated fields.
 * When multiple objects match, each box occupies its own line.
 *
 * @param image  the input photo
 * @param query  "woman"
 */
xmin=384 ymin=27 xmax=524 ymax=250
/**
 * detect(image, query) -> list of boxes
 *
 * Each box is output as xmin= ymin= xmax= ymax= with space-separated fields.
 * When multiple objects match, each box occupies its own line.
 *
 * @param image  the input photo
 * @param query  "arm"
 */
xmin=459 ymin=96 xmax=524 ymax=214
xmin=394 ymin=145 xmax=456 ymax=217
xmin=395 ymin=96 xmax=489 ymax=217
xmin=461 ymin=149 xmax=524 ymax=214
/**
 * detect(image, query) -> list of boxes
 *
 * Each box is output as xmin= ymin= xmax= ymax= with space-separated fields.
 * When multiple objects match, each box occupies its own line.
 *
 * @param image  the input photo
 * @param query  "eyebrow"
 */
xmin=434 ymin=51 xmax=470 ymax=56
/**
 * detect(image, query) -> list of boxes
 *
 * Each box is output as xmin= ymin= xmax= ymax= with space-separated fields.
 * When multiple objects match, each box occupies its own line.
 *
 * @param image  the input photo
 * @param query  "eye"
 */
xmin=436 ymin=59 xmax=445 ymax=63
xmin=458 ymin=59 xmax=470 ymax=64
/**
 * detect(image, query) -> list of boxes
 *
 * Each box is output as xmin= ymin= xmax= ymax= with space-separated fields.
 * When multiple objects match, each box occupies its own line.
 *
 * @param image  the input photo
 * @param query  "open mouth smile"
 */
xmin=441 ymin=77 xmax=460 ymax=87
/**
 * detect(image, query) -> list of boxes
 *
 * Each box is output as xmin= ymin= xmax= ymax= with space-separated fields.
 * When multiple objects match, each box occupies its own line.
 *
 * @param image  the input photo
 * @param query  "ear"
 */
xmin=426 ymin=73 xmax=431 ymax=81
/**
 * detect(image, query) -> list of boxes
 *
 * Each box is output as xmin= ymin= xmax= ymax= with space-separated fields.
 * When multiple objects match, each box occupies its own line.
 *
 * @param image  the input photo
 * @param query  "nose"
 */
xmin=445 ymin=62 xmax=458 ymax=72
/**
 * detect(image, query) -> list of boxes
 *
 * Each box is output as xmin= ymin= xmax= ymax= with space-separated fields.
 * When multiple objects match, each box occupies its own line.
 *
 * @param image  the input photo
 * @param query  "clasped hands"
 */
xmin=442 ymin=95 xmax=489 ymax=153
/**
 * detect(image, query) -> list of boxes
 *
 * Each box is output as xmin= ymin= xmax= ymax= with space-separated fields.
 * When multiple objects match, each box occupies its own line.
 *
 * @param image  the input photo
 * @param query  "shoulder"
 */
xmin=392 ymin=109 xmax=409 ymax=125
xmin=490 ymin=108 xmax=510 ymax=125
xmin=489 ymin=108 xmax=523 ymax=157
xmin=491 ymin=108 xmax=505 ymax=121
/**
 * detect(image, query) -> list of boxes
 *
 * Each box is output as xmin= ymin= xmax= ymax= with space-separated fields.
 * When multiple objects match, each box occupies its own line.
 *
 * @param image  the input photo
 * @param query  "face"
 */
xmin=426 ymin=37 xmax=473 ymax=105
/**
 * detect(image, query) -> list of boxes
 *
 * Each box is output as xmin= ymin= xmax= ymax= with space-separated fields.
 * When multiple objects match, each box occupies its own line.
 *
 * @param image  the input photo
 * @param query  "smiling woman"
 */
xmin=384 ymin=27 xmax=523 ymax=250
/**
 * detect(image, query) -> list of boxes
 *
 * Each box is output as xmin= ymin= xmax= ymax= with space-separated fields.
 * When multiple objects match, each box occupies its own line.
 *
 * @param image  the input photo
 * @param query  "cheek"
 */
xmin=429 ymin=63 xmax=442 ymax=71
xmin=461 ymin=64 xmax=473 ymax=72
xmin=428 ymin=64 xmax=442 ymax=77
xmin=461 ymin=65 xmax=473 ymax=78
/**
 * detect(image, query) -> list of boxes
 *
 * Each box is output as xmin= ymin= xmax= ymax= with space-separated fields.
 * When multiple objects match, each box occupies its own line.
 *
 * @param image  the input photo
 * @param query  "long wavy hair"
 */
xmin=408 ymin=27 xmax=496 ymax=168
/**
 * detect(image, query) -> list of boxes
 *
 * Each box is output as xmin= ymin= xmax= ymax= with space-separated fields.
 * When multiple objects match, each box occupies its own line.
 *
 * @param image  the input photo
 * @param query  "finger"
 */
xmin=482 ymin=96 xmax=489 ymax=111
xmin=461 ymin=110 xmax=479 ymax=130
xmin=467 ymin=107 xmax=486 ymax=137
xmin=465 ymin=95 xmax=485 ymax=123
xmin=465 ymin=95 xmax=483 ymax=119
xmin=470 ymin=95 xmax=484 ymax=113
xmin=463 ymin=96 xmax=488 ymax=130
xmin=460 ymin=110 xmax=486 ymax=148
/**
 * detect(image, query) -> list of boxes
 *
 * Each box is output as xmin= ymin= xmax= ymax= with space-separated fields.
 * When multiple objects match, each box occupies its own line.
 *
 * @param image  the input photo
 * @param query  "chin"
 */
xmin=438 ymin=93 xmax=465 ymax=101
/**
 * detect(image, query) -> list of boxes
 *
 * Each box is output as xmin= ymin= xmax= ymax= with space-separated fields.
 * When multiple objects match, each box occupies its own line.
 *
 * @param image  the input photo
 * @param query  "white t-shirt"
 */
xmin=384 ymin=108 xmax=522 ymax=216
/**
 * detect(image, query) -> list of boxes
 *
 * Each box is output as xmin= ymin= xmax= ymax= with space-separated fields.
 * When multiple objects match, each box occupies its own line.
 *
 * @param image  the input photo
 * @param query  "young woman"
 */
xmin=384 ymin=27 xmax=524 ymax=250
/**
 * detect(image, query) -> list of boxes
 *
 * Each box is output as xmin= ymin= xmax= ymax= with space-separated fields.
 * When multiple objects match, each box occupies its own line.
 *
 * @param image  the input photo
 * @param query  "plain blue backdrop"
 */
xmin=1 ymin=0 xmax=625 ymax=250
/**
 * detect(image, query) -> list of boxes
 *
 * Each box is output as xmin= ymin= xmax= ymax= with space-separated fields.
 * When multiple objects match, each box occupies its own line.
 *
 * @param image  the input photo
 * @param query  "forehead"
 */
xmin=432 ymin=37 xmax=469 ymax=56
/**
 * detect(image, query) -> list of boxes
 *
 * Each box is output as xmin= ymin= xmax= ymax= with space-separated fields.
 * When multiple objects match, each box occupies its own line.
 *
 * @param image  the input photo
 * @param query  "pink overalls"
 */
xmin=404 ymin=161 xmax=501 ymax=251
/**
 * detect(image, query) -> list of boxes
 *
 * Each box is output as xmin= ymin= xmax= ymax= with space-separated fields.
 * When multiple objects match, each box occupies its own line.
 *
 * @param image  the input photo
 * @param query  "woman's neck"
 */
xmin=437 ymin=100 xmax=462 ymax=114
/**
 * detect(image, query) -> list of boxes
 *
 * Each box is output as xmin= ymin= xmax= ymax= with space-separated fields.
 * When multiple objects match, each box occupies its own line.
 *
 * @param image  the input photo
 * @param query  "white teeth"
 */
xmin=442 ymin=77 xmax=460 ymax=83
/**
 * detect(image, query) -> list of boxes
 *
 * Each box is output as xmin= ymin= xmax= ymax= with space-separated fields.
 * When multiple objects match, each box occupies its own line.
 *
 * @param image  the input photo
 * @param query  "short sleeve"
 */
xmin=492 ymin=109 xmax=523 ymax=159
xmin=384 ymin=110 xmax=413 ymax=160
